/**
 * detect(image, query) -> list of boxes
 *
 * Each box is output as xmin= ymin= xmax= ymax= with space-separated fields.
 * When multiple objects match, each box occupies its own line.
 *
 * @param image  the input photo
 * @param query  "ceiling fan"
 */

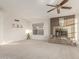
xmin=47 ymin=0 xmax=72 ymax=14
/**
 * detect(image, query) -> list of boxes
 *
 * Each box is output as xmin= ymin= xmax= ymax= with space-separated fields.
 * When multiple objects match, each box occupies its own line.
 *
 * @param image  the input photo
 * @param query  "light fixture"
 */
xmin=25 ymin=30 xmax=32 ymax=40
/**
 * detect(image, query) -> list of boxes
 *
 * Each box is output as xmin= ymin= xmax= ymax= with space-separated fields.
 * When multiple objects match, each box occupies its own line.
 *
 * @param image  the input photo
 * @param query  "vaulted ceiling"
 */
xmin=0 ymin=0 xmax=78 ymax=19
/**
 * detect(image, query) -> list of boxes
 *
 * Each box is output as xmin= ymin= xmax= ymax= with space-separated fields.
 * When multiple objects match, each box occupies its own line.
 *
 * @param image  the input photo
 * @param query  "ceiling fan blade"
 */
xmin=61 ymin=6 xmax=72 ymax=9
xmin=57 ymin=8 xmax=60 ymax=14
xmin=59 ymin=0 xmax=68 ymax=6
xmin=46 ymin=4 xmax=56 ymax=7
xmin=47 ymin=8 xmax=56 ymax=12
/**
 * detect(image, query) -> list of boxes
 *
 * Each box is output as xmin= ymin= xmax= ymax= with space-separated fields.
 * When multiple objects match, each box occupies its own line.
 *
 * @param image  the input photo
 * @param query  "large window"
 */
xmin=32 ymin=23 xmax=44 ymax=35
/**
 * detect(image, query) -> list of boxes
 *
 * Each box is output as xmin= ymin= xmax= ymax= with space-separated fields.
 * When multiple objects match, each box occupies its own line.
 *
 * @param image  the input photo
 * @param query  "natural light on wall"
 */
xmin=75 ymin=18 xmax=78 ymax=42
xmin=0 ymin=41 xmax=9 ymax=45
xmin=25 ymin=29 xmax=32 ymax=34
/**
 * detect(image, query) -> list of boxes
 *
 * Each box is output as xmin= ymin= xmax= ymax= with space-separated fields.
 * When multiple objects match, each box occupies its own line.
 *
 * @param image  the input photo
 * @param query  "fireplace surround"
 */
xmin=49 ymin=15 xmax=76 ymax=46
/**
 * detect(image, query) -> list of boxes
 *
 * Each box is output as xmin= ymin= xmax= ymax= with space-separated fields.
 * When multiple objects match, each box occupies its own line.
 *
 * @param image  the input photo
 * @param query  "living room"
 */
xmin=0 ymin=0 xmax=79 ymax=59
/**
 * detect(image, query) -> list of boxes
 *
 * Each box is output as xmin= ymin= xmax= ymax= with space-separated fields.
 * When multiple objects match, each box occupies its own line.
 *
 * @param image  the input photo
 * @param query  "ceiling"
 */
xmin=0 ymin=0 xmax=78 ymax=19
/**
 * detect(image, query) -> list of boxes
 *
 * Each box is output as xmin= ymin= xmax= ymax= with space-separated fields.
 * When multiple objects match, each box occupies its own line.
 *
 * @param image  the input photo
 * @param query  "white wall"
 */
xmin=0 ymin=11 xmax=4 ymax=43
xmin=3 ymin=17 xmax=31 ymax=43
xmin=30 ymin=18 xmax=50 ymax=41
xmin=0 ymin=11 xmax=32 ymax=44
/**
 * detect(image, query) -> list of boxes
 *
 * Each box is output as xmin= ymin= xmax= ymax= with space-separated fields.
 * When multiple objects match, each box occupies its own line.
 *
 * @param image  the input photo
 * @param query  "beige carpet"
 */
xmin=0 ymin=40 xmax=79 ymax=59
